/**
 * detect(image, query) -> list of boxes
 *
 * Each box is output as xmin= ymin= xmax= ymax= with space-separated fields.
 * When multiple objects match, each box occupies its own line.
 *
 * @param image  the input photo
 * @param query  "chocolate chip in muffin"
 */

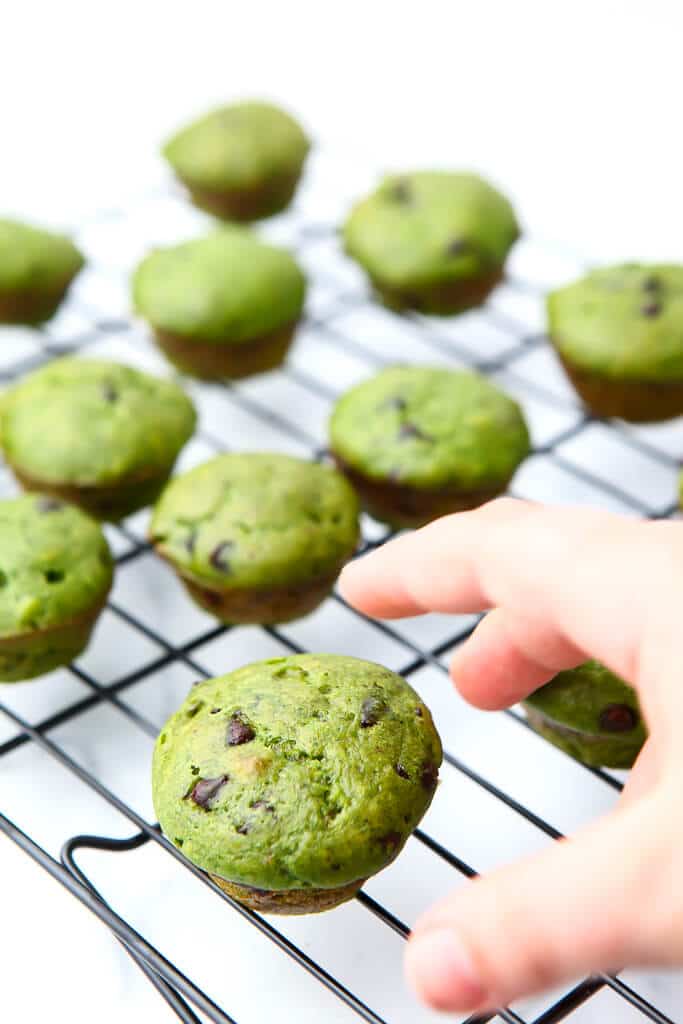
xmin=186 ymin=774 xmax=229 ymax=809
xmin=210 ymin=540 xmax=234 ymax=572
xmin=394 ymin=763 xmax=410 ymax=779
xmin=360 ymin=696 xmax=385 ymax=728
xmin=185 ymin=700 xmax=204 ymax=718
xmin=398 ymin=422 xmax=432 ymax=442
xmin=420 ymin=761 xmax=438 ymax=791
xmin=445 ymin=238 xmax=468 ymax=257
xmin=641 ymin=302 xmax=662 ymax=318
xmin=389 ymin=178 xmax=412 ymax=204
xmin=101 ymin=381 xmax=118 ymax=403
xmin=226 ymin=712 xmax=255 ymax=746
xmin=35 ymin=496 xmax=64 ymax=513
xmin=599 ymin=704 xmax=638 ymax=732
xmin=185 ymin=529 xmax=197 ymax=555
xmin=642 ymin=275 xmax=661 ymax=292
xmin=382 ymin=396 xmax=407 ymax=412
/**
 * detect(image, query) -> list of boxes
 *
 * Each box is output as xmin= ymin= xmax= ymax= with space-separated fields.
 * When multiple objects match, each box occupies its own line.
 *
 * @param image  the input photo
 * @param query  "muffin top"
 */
xmin=133 ymin=228 xmax=306 ymax=344
xmin=343 ymin=171 xmax=519 ymax=290
xmin=162 ymin=100 xmax=310 ymax=192
xmin=152 ymin=654 xmax=442 ymax=890
xmin=0 ymin=218 xmax=84 ymax=293
xmin=0 ymin=358 xmax=196 ymax=487
xmin=151 ymin=453 xmax=359 ymax=590
xmin=524 ymin=660 xmax=646 ymax=741
xmin=330 ymin=366 xmax=530 ymax=491
xmin=0 ymin=495 xmax=113 ymax=639
xmin=548 ymin=264 xmax=683 ymax=380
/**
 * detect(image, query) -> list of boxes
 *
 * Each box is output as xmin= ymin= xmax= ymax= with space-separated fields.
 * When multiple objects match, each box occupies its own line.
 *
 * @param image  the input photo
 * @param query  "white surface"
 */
xmin=1 ymin=4 xmax=683 ymax=1022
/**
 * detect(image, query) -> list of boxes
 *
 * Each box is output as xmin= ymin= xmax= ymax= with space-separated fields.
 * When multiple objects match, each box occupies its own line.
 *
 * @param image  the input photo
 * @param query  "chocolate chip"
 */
xmin=101 ymin=382 xmax=118 ymax=403
xmin=360 ymin=696 xmax=385 ymax=728
xmin=398 ymin=422 xmax=432 ymax=442
xmin=389 ymin=178 xmax=412 ymax=203
xmin=185 ymin=700 xmax=203 ymax=718
xmin=382 ymin=396 xmax=407 ymax=411
xmin=235 ymin=822 xmax=251 ymax=835
xmin=226 ymin=712 xmax=255 ymax=746
xmin=210 ymin=707 xmax=222 ymax=715
xmin=331 ymin=862 xmax=341 ymax=871
xmin=210 ymin=541 xmax=234 ymax=573
xmin=421 ymin=761 xmax=438 ymax=791
xmin=381 ymin=831 xmax=402 ymax=854
xmin=642 ymin=275 xmax=661 ymax=292
xmin=250 ymin=799 xmax=275 ymax=813
xmin=445 ymin=238 xmax=467 ymax=257
xmin=415 ymin=705 xmax=423 ymax=717
xmin=394 ymin=763 xmax=410 ymax=779
xmin=598 ymin=704 xmax=638 ymax=732
xmin=641 ymin=302 xmax=662 ymax=317
xmin=35 ymin=497 xmax=64 ymax=513
xmin=186 ymin=775 xmax=228 ymax=809
xmin=185 ymin=530 xmax=197 ymax=555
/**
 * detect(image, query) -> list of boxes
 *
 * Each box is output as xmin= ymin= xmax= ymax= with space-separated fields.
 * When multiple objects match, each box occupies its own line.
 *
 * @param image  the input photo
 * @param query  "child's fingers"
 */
xmin=404 ymin=802 xmax=675 ymax=1013
xmin=449 ymin=607 xmax=585 ymax=709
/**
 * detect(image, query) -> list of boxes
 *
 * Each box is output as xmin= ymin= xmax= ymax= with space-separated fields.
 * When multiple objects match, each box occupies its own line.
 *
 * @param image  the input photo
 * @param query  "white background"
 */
xmin=1 ymin=2 xmax=683 ymax=1022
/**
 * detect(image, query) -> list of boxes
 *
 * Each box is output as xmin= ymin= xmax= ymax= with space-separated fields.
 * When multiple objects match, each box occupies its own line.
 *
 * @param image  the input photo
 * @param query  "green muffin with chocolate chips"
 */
xmin=163 ymin=100 xmax=310 ymax=221
xmin=150 ymin=453 xmax=359 ymax=624
xmin=329 ymin=366 xmax=530 ymax=528
xmin=152 ymin=654 xmax=442 ymax=914
xmin=343 ymin=171 xmax=519 ymax=314
xmin=548 ymin=264 xmax=683 ymax=421
xmin=523 ymin=660 xmax=646 ymax=768
xmin=0 ymin=358 xmax=196 ymax=520
xmin=133 ymin=228 xmax=306 ymax=379
xmin=0 ymin=218 xmax=84 ymax=324
xmin=0 ymin=495 xmax=113 ymax=682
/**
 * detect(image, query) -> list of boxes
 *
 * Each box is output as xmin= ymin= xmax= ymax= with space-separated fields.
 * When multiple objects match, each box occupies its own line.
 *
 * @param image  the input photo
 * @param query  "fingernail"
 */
xmin=405 ymin=928 xmax=487 ymax=1011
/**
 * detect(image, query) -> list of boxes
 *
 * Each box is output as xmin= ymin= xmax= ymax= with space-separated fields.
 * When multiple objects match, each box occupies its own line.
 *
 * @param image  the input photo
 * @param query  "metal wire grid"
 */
xmin=0 ymin=168 xmax=682 ymax=1024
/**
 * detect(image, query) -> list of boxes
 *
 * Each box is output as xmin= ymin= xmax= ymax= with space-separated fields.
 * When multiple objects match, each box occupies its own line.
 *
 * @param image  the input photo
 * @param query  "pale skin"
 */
xmin=338 ymin=498 xmax=683 ymax=1015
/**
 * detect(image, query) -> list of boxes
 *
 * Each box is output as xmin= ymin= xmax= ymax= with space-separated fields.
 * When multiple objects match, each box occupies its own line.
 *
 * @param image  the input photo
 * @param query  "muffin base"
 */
xmin=181 ymin=170 xmax=303 ymax=222
xmin=11 ymin=466 xmax=173 ymax=522
xmin=210 ymin=873 xmax=364 ymax=915
xmin=152 ymin=321 xmax=298 ymax=381
xmin=556 ymin=351 xmax=683 ymax=423
xmin=0 ymin=277 xmax=76 ymax=325
xmin=369 ymin=267 xmax=503 ymax=316
xmin=176 ymin=570 xmax=340 ymax=625
xmin=524 ymin=706 xmax=642 ymax=769
xmin=333 ymin=456 xmax=508 ymax=529
xmin=0 ymin=601 xmax=108 ymax=683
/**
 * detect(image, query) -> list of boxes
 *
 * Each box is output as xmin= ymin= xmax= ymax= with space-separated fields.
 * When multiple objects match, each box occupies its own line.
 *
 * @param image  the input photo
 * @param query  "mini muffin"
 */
xmin=153 ymin=653 xmax=442 ymax=914
xmin=162 ymin=100 xmax=310 ymax=221
xmin=0 ymin=495 xmax=113 ymax=682
xmin=329 ymin=366 xmax=530 ymax=528
xmin=548 ymin=264 xmax=683 ymax=422
xmin=0 ymin=218 xmax=84 ymax=324
xmin=0 ymin=358 xmax=196 ymax=521
xmin=523 ymin=660 xmax=646 ymax=768
xmin=133 ymin=228 xmax=306 ymax=379
xmin=150 ymin=453 xmax=359 ymax=624
xmin=342 ymin=171 xmax=519 ymax=314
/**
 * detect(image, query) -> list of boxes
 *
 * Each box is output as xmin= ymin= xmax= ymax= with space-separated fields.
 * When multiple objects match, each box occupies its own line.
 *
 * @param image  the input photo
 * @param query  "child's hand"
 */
xmin=340 ymin=498 xmax=683 ymax=1014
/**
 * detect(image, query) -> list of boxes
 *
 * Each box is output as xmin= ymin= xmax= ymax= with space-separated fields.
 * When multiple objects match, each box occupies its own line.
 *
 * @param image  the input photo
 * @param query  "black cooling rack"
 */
xmin=1 ymin=157 xmax=681 ymax=1024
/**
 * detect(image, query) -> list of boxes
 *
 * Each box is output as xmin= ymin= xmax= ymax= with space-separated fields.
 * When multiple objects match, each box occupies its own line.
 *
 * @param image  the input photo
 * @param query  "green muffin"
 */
xmin=133 ymin=228 xmax=306 ymax=379
xmin=548 ymin=264 xmax=683 ymax=422
xmin=163 ymin=100 xmax=310 ymax=221
xmin=523 ymin=660 xmax=646 ymax=768
xmin=150 ymin=454 xmax=359 ymax=624
xmin=152 ymin=653 xmax=442 ymax=914
xmin=1 ymin=358 xmax=196 ymax=521
xmin=329 ymin=366 xmax=530 ymax=528
xmin=0 ymin=218 xmax=84 ymax=324
xmin=0 ymin=495 xmax=113 ymax=682
xmin=343 ymin=171 xmax=519 ymax=314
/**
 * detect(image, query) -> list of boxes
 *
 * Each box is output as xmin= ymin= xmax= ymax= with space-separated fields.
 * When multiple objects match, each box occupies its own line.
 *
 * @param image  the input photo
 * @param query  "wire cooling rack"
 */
xmin=1 ymin=150 xmax=682 ymax=1024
